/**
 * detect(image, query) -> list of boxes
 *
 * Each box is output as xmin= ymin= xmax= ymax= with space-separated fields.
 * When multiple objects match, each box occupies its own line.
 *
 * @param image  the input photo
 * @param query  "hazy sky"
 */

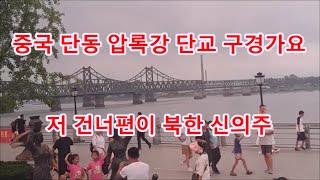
xmin=42 ymin=0 xmax=319 ymax=81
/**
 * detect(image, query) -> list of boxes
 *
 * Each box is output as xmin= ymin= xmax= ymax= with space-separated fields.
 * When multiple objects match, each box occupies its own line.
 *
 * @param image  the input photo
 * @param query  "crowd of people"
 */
xmin=10 ymin=107 xmax=308 ymax=180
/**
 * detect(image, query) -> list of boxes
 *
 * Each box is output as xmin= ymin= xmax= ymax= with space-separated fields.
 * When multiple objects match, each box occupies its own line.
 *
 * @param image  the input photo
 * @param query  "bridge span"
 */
xmin=1 ymin=66 xmax=318 ymax=111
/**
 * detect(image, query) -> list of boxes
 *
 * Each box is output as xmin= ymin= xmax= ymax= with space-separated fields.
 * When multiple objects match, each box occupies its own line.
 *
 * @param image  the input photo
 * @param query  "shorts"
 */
xmin=181 ymin=145 xmax=192 ymax=157
xmin=234 ymin=153 xmax=241 ymax=159
xmin=261 ymin=145 xmax=272 ymax=155
xmin=297 ymin=132 xmax=306 ymax=141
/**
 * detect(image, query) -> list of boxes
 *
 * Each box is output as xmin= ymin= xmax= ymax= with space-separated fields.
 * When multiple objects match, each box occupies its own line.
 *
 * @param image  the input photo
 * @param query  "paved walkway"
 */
xmin=0 ymin=143 xmax=319 ymax=180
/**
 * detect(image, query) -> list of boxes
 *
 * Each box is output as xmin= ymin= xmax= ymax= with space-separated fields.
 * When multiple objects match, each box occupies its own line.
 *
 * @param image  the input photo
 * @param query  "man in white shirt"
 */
xmin=117 ymin=147 xmax=149 ymax=180
xmin=295 ymin=110 xmax=306 ymax=151
xmin=178 ymin=128 xmax=193 ymax=171
xmin=259 ymin=110 xmax=275 ymax=175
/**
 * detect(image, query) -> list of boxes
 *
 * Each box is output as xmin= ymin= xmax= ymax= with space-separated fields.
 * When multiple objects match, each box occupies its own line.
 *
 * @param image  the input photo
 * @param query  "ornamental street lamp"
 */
xmin=255 ymin=72 xmax=265 ymax=106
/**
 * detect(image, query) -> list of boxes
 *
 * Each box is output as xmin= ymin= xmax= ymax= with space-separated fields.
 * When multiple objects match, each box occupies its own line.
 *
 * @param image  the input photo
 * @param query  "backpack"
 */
xmin=10 ymin=120 xmax=17 ymax=132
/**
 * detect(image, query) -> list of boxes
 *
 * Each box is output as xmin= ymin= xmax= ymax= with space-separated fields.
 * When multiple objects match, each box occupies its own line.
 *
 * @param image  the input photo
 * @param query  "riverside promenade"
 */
xmin=0 ymin=143 xmax=319 ymax=180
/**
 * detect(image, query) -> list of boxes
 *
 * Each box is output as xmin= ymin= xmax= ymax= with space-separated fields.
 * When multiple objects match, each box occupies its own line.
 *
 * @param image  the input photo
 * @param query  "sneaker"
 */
xmin=295 ymin=147 xmax=300 ymax=151
xmin=274 ymin=148 xmax=280 ymax=153
xmin=264 ymin=169 xmax=273 ymax=174
xmin=300 ymin=146 xmax=306 ymax=150
xmin=187 ymin=167 xmax=193 ymax=172
xmin=148 ymin=143 xmax=152 ymax=149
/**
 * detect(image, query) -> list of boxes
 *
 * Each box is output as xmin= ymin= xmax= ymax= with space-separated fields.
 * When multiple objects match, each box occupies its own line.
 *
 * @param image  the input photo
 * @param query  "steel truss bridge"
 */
xmin=1 ymin=66 xmax=319 ymax=111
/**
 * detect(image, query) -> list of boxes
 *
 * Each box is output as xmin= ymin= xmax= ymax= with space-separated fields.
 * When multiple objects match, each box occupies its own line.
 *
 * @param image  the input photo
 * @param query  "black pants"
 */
xmin=208 ymin=147 xmax=221 ymax=172
xmin=58 ymin=156 xmax=68 ymax=176
xmin=137 ymin=131 xmax=150 ymax=149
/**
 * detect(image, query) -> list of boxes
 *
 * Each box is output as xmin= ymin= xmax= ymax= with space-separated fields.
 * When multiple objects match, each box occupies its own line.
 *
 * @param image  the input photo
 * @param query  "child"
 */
xmin=64 ymin=153 xmax=85 ymax=180
xmin=230 ymin=134 xmax=253 ymax=176
xmin=87 ymin=149 xmax=106 ymax=180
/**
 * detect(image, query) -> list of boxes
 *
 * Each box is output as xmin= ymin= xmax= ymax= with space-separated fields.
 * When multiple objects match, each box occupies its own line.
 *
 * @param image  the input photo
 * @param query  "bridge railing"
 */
xmin=1 ymin=123 xmax=319 ymax=149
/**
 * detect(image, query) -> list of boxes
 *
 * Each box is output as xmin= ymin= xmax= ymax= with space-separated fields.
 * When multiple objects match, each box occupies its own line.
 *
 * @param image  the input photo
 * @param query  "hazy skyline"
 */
xmin=7 ymin=1 xmax=320 ymax=81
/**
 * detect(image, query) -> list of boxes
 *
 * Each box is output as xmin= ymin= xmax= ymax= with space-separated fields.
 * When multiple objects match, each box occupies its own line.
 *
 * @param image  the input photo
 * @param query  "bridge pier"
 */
xmin=94 ymin=95 xmax=105 ymax=108
xmin=83 ymin=95 xmax=95 ymax=107
xmin=133 ymin=93 xmax=143 ymax=104
xmin=194 ymin=90 xmax=205 ymax=99
xmin=222 ymin=88 xmax=233 ymax=97
xmin=241 ymin=87 xmax=251 ymax=96
xmin=270 ymin=86 xmax=280 ymax=93
xmin=50 ymin=97 xmax=62 ymax=112
xmin=145 ymin=92 xmax=157 ymax=102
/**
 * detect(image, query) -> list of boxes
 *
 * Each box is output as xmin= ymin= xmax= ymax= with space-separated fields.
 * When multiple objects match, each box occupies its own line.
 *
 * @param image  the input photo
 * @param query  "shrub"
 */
xmin=0 ymin=161 xmax=33 ymax=180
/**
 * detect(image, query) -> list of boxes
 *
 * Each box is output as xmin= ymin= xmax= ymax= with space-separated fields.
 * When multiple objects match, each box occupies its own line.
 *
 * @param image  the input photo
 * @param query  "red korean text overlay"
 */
xmin=44 ymin=113 xmax=273 ymax=137
xmin=11 ymin=33 xmax=306 ymax=56
xmin=45 ymin=114 xmax=67 ymax=137
xmin=45 ymin=114 xmax=156 ymax=137
xmin=209 ymin=114 xmax=272 ymax=136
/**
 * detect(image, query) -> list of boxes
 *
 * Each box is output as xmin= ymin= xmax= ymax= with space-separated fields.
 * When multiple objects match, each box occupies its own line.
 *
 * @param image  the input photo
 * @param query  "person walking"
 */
xmin=178 ymin=127 xmax=193 ymax=171
xmin=258 ymin=105 xmax=280 ymax=154
xmin=230 ymin=134 xmax=253 ymax=176
xmin=92 ymin=131 xmax=106 ymax=156
xmin=189 ymin=142 xmax=210 ymax=180
xmin=295 ymin=110 xmax=306 ymax=151
xmin=103 ymin=129 xmax=133 ymax=180
xmin=136 ymin=112 xmax=151 ymax=150
xmin=10 ymin=114 xmax=26 ymax=141
xmin=208 ymin=121 xmax=221 ymax=174
xmin=196 ymin=122 xmax=220 ymax=174
xmin=52 ymin=135 xmax=74 ymax=179
xmin=259 ymin=105 xmax=275 ymax=174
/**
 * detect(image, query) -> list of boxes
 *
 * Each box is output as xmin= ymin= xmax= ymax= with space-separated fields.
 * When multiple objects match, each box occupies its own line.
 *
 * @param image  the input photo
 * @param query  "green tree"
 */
xmin=0 ymin=0 xmax=65 ymax=113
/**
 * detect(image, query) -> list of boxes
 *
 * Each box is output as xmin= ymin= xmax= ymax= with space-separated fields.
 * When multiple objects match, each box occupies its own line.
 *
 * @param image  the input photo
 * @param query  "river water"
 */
xmin=1 ymin=91 xmax=319 ymax=126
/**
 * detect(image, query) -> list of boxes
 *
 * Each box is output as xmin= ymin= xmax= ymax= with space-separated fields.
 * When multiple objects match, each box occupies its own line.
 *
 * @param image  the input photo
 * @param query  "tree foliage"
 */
xmin=0 ymin=0 xmax=65 ymax=113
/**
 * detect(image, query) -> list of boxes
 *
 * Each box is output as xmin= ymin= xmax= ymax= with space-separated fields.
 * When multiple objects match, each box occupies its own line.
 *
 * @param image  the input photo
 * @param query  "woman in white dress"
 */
xmin=92 ymin=131 xmax=106 ymax=155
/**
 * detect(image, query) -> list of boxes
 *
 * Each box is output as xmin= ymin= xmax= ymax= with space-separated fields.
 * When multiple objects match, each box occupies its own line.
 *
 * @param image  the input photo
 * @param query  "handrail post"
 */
xmin=153 ymin=118 xmax=161 ymax=145
xmin=52 ymin=131 xmax=57 ymax=142
xmin=305 ymin=125 xmax=311 ymax=149
xmin=220 ymin=136 xmax=226 ymax=147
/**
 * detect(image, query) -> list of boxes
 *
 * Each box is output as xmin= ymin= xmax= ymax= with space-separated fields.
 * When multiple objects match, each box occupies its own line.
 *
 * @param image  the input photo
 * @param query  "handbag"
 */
xmin=191 ymin=156 xmax=208 ymax=180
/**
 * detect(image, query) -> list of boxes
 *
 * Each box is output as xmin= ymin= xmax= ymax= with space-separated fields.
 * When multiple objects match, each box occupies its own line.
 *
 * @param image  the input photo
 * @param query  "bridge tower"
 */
xmin=145 ymin=67 xmax=157 ymax=102
xmin=82 ymin=67 xmax=95 ymax=107
xmin=194 ymin=55 xmax=206 ymax=99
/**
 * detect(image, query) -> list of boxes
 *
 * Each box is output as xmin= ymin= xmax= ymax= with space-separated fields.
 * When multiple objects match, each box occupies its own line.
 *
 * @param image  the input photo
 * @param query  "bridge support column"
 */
xmin=133 ymin=93 xmax=143 ymax=104
xmin=145 ymin=92 xmax=157 ymax=102
xmin=153 ymin=118 xmax=161 ymax=145
xmin=241 ymin=87 xmax=251 ymax=96
xmin=83 ymin=95 xmax=95 ymax=107
xmin=194 ymin=90 xmax=205 ymax=100
xmin=222 ymin=89 xmax=233 ymax=97
xmin=95 ymin=95 xmax=105 ymax=108
xmin=50 ymin=97 xmax=62 ymax=112
xmin=270 ymin=86 xmax=280 ymax=93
